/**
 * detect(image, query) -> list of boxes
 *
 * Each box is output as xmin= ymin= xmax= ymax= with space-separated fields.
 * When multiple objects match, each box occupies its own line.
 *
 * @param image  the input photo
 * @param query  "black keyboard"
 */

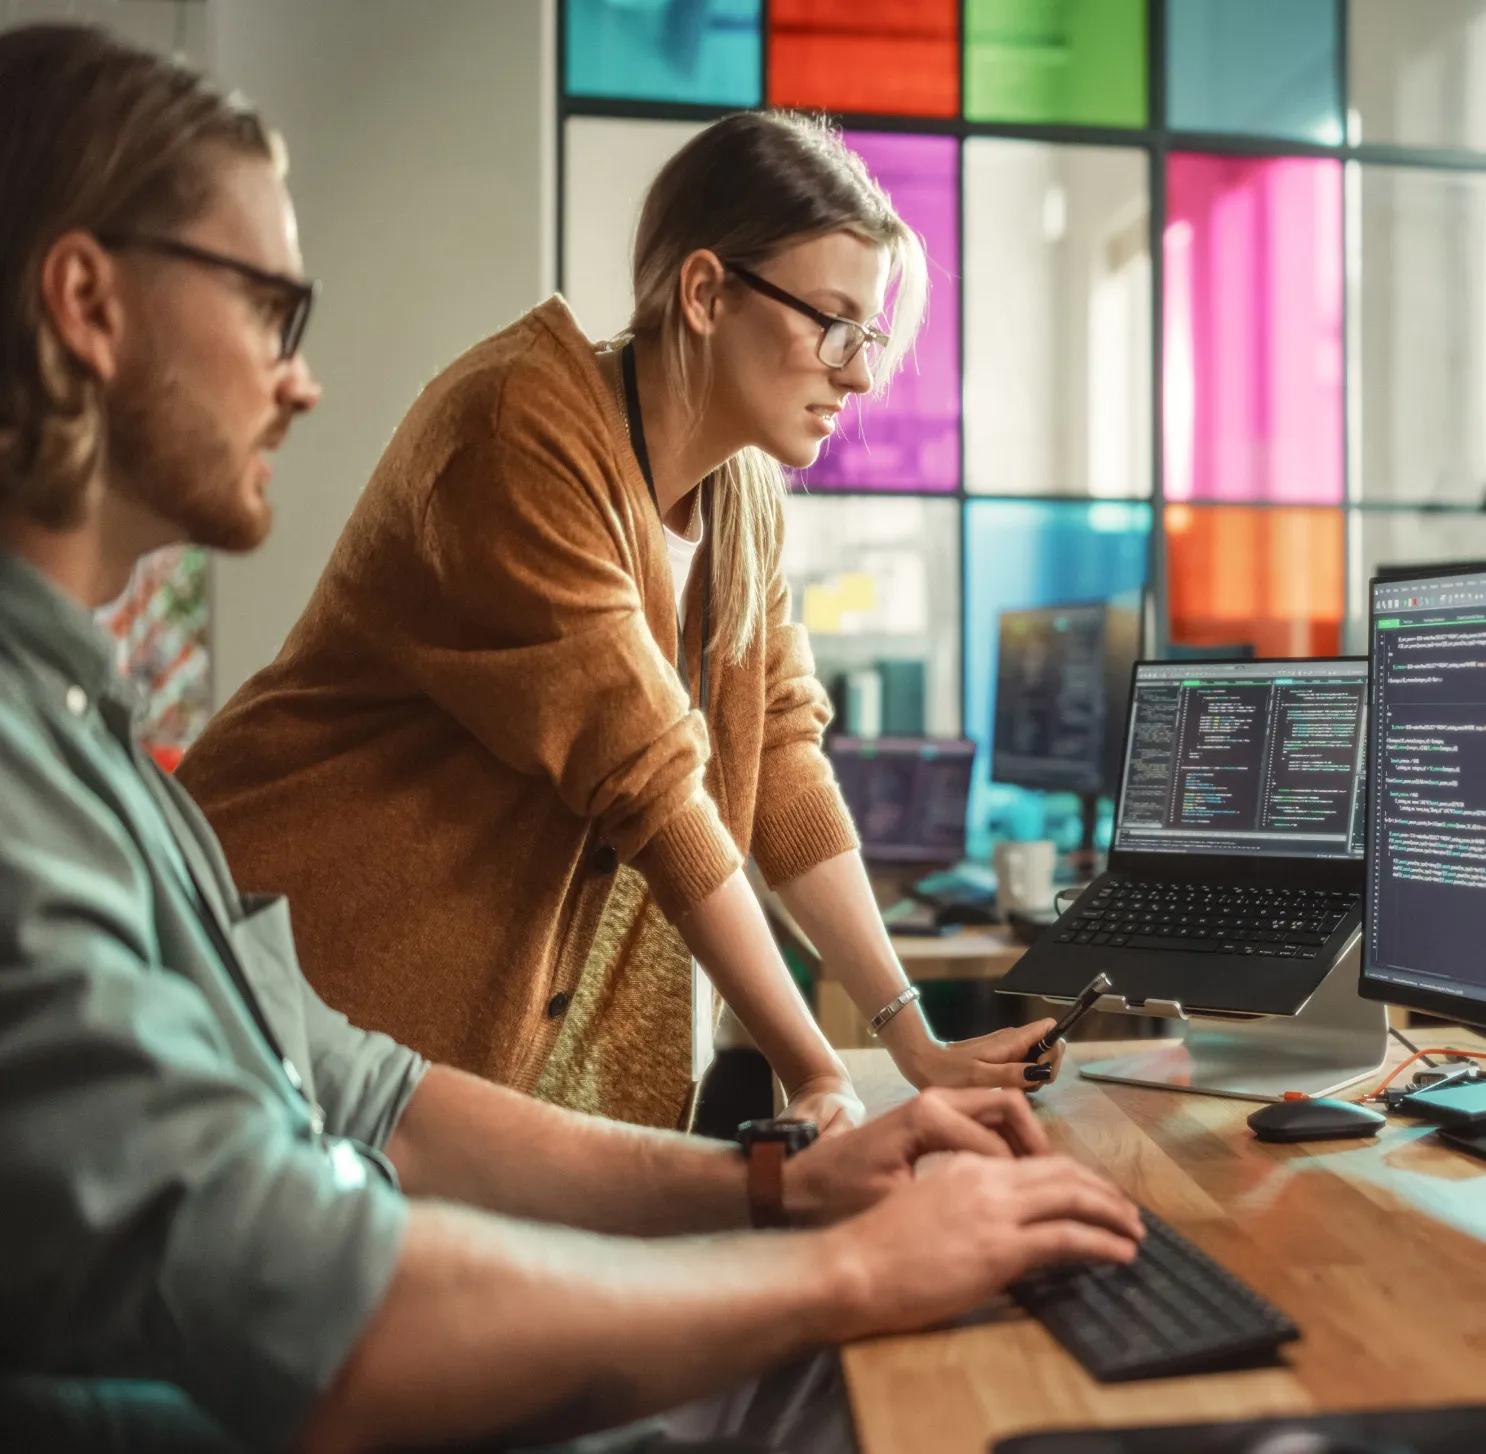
xmin=1010 ymin=1208 xmax=1299 ymax=1382
xmin=1052 ymin=879 xmax=1359 ymax=960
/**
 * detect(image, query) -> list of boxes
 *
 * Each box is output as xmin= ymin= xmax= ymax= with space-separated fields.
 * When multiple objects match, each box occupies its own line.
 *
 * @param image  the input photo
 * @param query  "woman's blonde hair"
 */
xmin=628 ymin=110 xmax=928 ymax=663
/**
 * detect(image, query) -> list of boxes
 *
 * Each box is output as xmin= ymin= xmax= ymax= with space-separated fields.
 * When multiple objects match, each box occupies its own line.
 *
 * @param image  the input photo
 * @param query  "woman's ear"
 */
xmin=676 ymin=248 xmax=727 ymax=337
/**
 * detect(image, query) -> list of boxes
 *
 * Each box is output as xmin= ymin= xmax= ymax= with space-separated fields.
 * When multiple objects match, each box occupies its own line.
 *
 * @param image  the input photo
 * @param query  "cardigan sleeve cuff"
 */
xmin=633 ymin=795 xmax=743 ymax=921
xmin=751 ymin=781 xmax=860 ymax=889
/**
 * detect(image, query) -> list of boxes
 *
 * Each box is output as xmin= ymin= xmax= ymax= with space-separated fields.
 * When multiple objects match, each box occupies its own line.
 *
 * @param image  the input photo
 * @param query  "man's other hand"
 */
xmin=783 ymin=1086 xmax=1053 ymax=1225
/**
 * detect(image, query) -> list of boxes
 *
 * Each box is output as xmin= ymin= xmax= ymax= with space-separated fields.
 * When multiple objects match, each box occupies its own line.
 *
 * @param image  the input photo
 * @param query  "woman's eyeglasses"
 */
xmin=98 ymin=232 xmax=319 ymax=361
xmin=725 ymin=263 xmax=889 ymax=374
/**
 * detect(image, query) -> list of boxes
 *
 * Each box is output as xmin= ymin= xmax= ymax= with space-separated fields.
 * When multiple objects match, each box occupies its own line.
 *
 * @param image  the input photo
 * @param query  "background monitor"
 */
xmin=827 ymin=736 xmax=975 ymax=866
xmin=992 ymin=600 xmax=1141 ymax=847
xmin=1362 ymin=569 xmax=1486 ymax=1031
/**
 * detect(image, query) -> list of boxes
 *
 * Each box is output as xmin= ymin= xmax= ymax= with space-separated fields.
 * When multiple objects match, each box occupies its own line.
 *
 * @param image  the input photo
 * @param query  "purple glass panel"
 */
xmin=797 ymin=131 xmax=960 ymax=493
xmin=1163 ymin=153 xmax=1343 ymax=505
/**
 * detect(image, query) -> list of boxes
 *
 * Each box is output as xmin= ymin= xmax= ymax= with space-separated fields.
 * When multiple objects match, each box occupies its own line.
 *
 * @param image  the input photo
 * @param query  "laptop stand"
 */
xmin=1078 ymin=937 xmax=1389 ymax=1101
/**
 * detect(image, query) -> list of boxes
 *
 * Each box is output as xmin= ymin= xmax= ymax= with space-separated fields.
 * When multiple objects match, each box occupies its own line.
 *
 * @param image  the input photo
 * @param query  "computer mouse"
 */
xmin=1246 ymin=1097 xmax=1386 ymax=1143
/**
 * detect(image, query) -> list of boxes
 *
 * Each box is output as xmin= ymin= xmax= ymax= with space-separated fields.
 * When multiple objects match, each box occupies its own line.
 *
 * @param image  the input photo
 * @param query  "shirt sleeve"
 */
xmin=387 ymin=363 xmax=741 ymax=920
xmin=298 ymin=973 xmax=428 ymax=1149
xmin=749 ymin=550 xmax=861 ymax=888
xmin=0 ymin=710 xmax=406 ymax=1452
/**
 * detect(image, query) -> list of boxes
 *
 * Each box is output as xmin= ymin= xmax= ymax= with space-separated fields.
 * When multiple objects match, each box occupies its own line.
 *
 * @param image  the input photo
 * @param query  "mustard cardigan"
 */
xmin=179 ymin=297 xmax=858 ymax=1126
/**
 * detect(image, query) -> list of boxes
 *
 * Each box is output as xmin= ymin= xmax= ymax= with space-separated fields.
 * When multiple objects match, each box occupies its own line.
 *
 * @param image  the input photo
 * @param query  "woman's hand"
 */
xmin=893 ymin=1018 xmax=1066 ymax=1094
xmin=782 ymin=1073 xmax=868 ymax=1137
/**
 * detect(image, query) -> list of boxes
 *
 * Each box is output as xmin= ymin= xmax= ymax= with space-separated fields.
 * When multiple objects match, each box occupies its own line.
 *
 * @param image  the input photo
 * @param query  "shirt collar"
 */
xmin=0 ymin=548 xmax=123 ymax=706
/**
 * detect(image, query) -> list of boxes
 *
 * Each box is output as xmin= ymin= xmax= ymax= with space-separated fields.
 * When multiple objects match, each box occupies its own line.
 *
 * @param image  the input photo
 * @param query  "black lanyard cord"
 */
xmin=621 ymin=342 xmax=711 ymax=717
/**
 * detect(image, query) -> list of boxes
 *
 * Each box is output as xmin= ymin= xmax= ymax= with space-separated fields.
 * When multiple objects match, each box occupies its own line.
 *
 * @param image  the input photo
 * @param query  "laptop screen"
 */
xmin=1111 ymin=660 xmax=1367 ymax=860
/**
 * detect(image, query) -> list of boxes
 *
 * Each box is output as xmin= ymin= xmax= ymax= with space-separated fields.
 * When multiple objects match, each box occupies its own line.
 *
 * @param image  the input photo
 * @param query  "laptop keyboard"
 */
xmin=1052 ymin=879 xmax=1360 ymax=959
xmin=1010 ymin=1207 xmax=1300 ymax=1382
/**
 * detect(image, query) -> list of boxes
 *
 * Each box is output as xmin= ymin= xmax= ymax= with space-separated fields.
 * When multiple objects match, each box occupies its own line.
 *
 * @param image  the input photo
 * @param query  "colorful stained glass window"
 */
xmin=767 ymin=0 xmax=958 ymax=118
xmin=564 ymin=0 xmax=760 ymax=107
xmin=797 ymin=131 xmax=959 ymax=494
xmin=964 ymin=0 xmax=1146 ymax=129
xmin=1353 ymin=164 xmax=1486 ymax=506
xmin=963 ymin=137 xmax=1150 ymax=497
xmin=963 ymin=501 xmax=1151 ymax=855
xmin=1165 ymin=505 xmax=1342 ymax=659
xmin=1163 ymin=153 xmax=1343 ymax=505
xmin=783 ymin=497 xmax=961 ymax=735
xmin=1166 ymin=0 xmax=1341 ymax=143
xmin=1349 ymin=0 xmax=1486 ymax=152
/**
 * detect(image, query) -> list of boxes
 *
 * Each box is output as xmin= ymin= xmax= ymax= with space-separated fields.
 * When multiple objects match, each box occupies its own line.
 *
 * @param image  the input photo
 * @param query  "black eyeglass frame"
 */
xmin=725 ymin=263 xmax=890 ymax=372
xmin=97 ymin=232 xmax=319 ymax=361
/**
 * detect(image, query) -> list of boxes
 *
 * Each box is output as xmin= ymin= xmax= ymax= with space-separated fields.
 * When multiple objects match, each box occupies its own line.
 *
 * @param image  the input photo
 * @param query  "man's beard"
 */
xmin=106 ymin=352 xmax=273 ymax=553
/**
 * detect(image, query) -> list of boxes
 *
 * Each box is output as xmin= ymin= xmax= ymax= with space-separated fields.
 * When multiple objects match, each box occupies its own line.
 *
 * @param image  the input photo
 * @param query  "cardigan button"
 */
xmin=547 ymin=991 xmax=571 ymax=1019
xmin=590 ymin=843 xmax=619 ymax=874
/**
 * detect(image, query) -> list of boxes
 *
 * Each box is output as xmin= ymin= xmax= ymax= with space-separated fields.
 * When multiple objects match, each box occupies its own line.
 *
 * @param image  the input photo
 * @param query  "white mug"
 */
xmin=993 ymin=839 xmax=1057 ymax=916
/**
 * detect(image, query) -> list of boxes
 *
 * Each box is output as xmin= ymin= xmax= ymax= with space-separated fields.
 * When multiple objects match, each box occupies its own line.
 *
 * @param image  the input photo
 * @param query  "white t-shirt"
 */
xmin=663 ymin=511 xmax=703 ymax=620
xmin=659 ymin=500 xmax=716 ymax=1079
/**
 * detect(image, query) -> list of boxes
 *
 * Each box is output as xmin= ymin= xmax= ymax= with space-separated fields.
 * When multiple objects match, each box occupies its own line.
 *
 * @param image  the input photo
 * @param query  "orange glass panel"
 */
xmin=767 ymin=0 xmax=958 ymax=118
xmin=1165 ymin=505 xmax=1343 ymax=657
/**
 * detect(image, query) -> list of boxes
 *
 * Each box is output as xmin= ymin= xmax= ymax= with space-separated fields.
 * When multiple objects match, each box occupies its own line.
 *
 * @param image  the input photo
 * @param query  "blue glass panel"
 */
xmin=564 ymin=0 xmax=761 ymax=106
xmin=1166 ymin=0 xmax=1341 ymax=144
xmin=963 ymin=501 xmax=1151 ymax=858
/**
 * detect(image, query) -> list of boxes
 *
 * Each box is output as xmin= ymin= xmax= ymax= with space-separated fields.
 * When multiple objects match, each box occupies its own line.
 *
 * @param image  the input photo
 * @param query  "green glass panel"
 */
xmin=965 ymin=0 xmax=1147 ymax=128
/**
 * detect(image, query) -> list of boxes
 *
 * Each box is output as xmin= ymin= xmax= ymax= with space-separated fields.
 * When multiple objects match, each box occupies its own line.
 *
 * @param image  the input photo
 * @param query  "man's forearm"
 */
xmin=299 ymin=1202 xmax=854 ymax=1454
xmin=385 ymin=1065 xmax=751 ymax=1234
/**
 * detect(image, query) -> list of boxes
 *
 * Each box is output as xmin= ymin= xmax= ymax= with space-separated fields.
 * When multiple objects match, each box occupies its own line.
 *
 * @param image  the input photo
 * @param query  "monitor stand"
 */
xmin=1078 ymin=940 xmax=1388 ymax=1102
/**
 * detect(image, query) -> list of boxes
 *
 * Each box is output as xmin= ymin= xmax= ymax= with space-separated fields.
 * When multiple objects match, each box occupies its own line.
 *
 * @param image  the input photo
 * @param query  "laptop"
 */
xmin=998 ymin=658 xmax=1367 ymax=1018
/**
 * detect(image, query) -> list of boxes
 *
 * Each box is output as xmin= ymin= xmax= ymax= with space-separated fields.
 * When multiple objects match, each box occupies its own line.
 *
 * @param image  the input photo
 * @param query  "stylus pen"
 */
xmin=1029 ymin=972 xmax=1113 ymax=1059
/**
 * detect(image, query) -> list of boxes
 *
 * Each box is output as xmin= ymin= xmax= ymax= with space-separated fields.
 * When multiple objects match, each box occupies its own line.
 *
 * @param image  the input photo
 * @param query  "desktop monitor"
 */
xmin=1362 ymin=569 xmax=1486 ymax=1032
xmin=827 ymin=736 xmax=975 ymax=867
xmin=992 ymin=600 xmax=1141 ymax=847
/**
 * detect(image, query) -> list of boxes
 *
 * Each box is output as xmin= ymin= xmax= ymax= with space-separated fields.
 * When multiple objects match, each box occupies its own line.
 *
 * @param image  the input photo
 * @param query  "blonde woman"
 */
xmin=181 ymin=111 xmax=1065 ymax=1131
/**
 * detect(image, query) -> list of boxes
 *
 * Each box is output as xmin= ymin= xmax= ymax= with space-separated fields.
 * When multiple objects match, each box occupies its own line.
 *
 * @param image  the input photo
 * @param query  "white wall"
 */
xmin=208 ymin=0 xmax=554 ymax=699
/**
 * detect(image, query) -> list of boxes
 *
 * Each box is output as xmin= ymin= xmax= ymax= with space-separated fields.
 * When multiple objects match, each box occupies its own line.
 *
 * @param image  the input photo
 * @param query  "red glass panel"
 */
xmin=767 ymin=0 xmax=958 ymax=118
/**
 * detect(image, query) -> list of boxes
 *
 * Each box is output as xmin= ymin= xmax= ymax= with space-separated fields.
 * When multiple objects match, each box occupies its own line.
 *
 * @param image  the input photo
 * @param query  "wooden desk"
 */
xmin=839 ymin=1036 xmax=1486 ymax=1454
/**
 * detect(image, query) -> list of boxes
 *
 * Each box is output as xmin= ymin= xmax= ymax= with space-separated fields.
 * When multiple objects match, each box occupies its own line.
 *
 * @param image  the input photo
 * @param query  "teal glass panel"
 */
xmin=1166 ymin=0 xmax=1341 ymax=143
xmin=963 ymin=500 xmax=1151 ymax=858
xmin=564 ymin=0 xmax=761 ymax=106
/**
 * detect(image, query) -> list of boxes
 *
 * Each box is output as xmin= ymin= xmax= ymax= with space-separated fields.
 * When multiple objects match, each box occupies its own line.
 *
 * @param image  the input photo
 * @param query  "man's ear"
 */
xmin=676 ymin=248 xmax=728 ymax=337
xmin=39 ymin=231 xmax=126 ymax=385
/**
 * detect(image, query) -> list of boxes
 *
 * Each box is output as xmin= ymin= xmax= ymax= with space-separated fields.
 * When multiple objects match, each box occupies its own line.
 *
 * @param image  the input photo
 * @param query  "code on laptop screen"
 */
xmin=1111 ymin=661 xmax=1367 ymax=860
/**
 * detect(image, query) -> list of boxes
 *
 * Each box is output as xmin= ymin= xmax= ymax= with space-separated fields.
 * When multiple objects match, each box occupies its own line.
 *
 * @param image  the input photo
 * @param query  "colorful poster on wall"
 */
xmin=95 ymin=545 xmax=211 ymax=772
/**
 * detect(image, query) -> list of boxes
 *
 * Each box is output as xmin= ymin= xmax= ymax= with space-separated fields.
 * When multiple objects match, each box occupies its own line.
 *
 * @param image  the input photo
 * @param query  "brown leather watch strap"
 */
xmin=746 ymin=1139 xmax=789 ymax=1229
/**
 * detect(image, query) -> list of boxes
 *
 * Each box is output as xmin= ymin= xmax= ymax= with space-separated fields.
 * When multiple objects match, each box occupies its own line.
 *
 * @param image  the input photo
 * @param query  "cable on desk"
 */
xmin=1388 ymin=1025 xmax=1436 ymax=1069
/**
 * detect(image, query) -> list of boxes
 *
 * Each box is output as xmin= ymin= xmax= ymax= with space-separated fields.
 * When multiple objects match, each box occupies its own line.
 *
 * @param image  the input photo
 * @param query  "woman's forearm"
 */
xmin=775 ymin=851 xmax=938 ymax=1064
xmin=677 ymin=868 xmax=848 ymax=1095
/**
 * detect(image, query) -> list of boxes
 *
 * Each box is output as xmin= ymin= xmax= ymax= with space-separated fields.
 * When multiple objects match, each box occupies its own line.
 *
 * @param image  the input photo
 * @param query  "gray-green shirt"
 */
xmin=0 ymin=550 xmax=427 ymax=1450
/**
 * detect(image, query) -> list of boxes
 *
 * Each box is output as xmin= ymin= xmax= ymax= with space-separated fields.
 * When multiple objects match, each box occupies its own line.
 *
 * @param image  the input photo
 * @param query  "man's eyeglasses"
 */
xmin=98 ymin=233 xmax=319 ymax=361
xmin=725 ymin=263 xmax=890 ymax=373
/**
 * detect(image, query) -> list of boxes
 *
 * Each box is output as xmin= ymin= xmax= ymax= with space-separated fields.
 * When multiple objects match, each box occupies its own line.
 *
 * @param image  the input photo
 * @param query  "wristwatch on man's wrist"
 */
xmin=736 ymin=1118 xmax=818 ymax=1229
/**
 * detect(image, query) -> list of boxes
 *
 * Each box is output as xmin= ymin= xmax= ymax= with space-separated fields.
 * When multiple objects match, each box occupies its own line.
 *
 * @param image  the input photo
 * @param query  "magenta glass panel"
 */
xmin=1163 ymin=153 xmax=1343 ymax=505
xmin=797 ymin=131 xmax=960 ymax=493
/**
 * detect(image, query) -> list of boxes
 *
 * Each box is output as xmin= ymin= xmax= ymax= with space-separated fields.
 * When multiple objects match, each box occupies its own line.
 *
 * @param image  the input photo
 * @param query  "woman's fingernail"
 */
xmin=1023 ymin=1063 xmax=1053 ymax=1083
